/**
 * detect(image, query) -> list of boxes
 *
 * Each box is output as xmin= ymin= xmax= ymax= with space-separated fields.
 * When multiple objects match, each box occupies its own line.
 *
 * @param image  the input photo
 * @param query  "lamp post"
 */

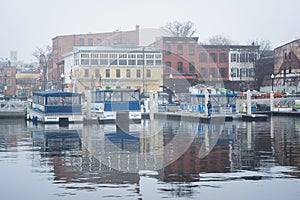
xmin=271 ymin=74 xmax=274 ymax=92
xmin=61 ymin=73 xmax=64 ymax=91
xmin=4 ymin=73 xmax=7 ymax=100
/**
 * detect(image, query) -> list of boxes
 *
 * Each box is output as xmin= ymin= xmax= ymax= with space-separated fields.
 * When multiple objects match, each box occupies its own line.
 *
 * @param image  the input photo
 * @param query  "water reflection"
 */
xmin=0 ymin=116 xmax=300 ymax=199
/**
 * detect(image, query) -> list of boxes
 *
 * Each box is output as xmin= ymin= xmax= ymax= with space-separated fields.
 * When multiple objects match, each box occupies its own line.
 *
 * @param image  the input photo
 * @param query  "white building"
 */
xmin=63 ymin=46 xmax=163 ymax=93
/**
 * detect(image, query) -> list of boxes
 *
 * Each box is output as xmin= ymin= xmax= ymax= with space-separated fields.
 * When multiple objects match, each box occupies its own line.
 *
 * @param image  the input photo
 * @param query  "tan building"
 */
xmin=16 ymin=73 xmax=41 ymax=97
xmin=63 ymin=46 xmax=163 ymax=93
xmin=51 ymin=26 xmax=140 ymax=88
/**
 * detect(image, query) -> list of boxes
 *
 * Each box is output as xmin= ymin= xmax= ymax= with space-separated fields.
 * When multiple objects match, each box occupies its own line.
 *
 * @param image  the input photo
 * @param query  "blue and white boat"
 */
xmin=91 ymin=89 xmax=141 ymax=123
xmin=28 ymin=91 xmax=83 ymax=124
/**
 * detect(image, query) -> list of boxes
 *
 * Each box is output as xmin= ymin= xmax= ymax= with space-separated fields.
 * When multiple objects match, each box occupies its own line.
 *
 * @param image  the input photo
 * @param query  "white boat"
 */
xmin=27 ymin=91 xmax=84 ymax=124
xmin=91 ymin=89 xmax=142 ymax=123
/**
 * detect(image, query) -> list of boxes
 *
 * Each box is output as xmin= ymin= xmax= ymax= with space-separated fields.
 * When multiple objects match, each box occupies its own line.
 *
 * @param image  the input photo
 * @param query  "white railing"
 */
xmin=0 ymin=101 xmax=28 ymax=112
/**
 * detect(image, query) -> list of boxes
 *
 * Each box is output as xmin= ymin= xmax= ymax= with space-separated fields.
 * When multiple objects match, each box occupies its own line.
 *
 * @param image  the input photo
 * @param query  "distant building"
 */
xmin=0 ymin=66 xmax=17 ymax=97
xmin=228 ymin=44 xmax=260 ymax=91
xmin=154 ymin=36 xmax=260 ymax=92
xmin=154 ymin=37 xmax=200 ymax=93
xmin=63 ymin=46 xmax=163 ymax=93
xmin=51 ymin=26 xmax=140 ymax=89
xmin=16 ymin=73 xmax=41 ymax=97
xmin=274 ymin=39 xmax=300 ymax=93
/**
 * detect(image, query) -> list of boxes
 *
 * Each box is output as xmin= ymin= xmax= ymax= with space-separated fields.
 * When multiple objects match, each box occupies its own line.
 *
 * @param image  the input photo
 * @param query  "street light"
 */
xmin=4 ymin=73 xmax=7 ymax=100
xmin=271 ymin=74 xmax=274 ymax=92
xmin=61 ymin=73 xmax=64 ymax=91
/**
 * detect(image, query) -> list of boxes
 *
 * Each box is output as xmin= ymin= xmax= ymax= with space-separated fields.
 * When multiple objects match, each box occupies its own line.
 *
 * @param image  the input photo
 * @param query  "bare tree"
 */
xmin=33 ymin=45 xmax=52 ymax=91
xmin=247 ymin=38 xmax=272 ymax=52
xmin=247 ymin=39 xmax=272 ymax=90
xmin=205 ymin=35 xmax=232 ymax=45
xmin=162 ymin=20 xmax=196 ymax=37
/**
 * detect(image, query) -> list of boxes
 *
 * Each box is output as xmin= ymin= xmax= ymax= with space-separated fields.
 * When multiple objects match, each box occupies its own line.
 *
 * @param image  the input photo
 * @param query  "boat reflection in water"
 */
xmin=28 ymin=116 xmax=300 ymax=198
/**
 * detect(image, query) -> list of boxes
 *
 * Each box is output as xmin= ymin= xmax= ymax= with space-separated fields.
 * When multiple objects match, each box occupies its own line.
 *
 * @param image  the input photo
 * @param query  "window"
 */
xmin=249 ymin=53 xmax=255 ymax=62
xmin=137 ymin=54 xmax=144 ymax=65
xmin=240 ymin=54 xmax=246 ymax=62
xmin=189 ymin=45 xmax=195 ymax=55
xmin=106 ymin=69 xmax=110 ymax=78
xmin=95 ymin=69 xmax=100 ymax=78
xmin=79 ymin=38 xmax=84 ymax=45
xmin=128 ymin=54 xmax=136 ymax=65
xmin=97 ymin=39 xmax=102 ymax=45
xmin=210 ymin=53 xmax=217 ymax=63
xmin=100 ymin=53 xmax=109 ymax=65
xmin=177 ymin=62 xmax=183 ymax=73
xmin=84 ymin=69 xmax=89 ymax=77
xmin=210 ymin=68 xmax=217 ymax=78
xmin=91 ymin=53 xmax=98 ymax=65
xmin=200 ymin=68 xmax=207 ymax=77
xmin=189 ymin=62 xmax=195 ymax=73
xmin=126 ymin=69 xmax=131 ymax=78
xmin=0 ymin=69 xmax=3 ymax=76
xmin=109 ymin=54 xmax=118 ymax=65
xmin=6 ymin=70 xmax=11 ymax=76
xmin=116 ymin=69 xmax=121 ymax=78
xmin=155 ymin=54 xmax=162 ymax=65
xmin=165 ymin=44 xmax=171 ymax=55
xmin=146 ymin=54 xmax=154 ymax=65
xmin=119 ymin=54 xmax=127 ymax=65
xmin=136 ymin=69 xmax=141 ymax=78
xmin=230 ymin=68 xmax=237 ymax=77
xmin=199 ymin=53 xmax=207 ymax=62
xmin=177 ymin=44 xmax=183 ymax=55
xmin=166 ymin=61 xmax=171 ymax=73
xmin=230 ymin=53 xmax=237 ymax=62
xmin=146 ymin=69 xmax=151 ymax=78
xmin=220 ymin=68 xmax=226 ymax=78
xmin=7 ymin=79 xmax=12 ymax=86
xmin=219 ymin=53 xmax=227 ymax=63
xmin=88 ymin=38 xmax=93 ymax=46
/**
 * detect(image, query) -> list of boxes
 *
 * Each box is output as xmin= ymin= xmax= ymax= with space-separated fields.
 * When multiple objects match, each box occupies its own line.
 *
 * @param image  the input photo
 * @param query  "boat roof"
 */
xmin=33 ymin=91 xmax=82 ymax=97
xmin=190 ymin=93 xmax=238 ymax=97
xmin=91 ymin=89 xmax=140 ymax=93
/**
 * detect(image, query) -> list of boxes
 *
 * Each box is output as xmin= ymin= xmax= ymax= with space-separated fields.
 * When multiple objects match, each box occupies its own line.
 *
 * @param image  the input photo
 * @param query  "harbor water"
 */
xmin=0 ymin=116 xmax=300 ymax=200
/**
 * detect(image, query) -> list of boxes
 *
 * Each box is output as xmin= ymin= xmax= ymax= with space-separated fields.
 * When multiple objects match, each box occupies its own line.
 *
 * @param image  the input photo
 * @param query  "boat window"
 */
xmin=111 ymin=91 xmax=121 ymax=101
xmin=123 ymin=91 xmax=139 ymax=101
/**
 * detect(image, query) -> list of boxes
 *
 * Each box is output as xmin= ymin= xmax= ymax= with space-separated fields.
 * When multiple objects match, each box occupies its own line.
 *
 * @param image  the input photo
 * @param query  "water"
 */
xmin=0 ymin=117 xmax=300 ymax=200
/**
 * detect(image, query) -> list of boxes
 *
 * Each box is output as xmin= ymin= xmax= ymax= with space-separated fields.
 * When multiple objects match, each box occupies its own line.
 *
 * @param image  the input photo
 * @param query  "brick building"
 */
xmin=50 ymin=26 xmax=140 ymax=89
xmin=274 ymin=39 xmax=300 ymax=92
xmin=0 ymin=66 xmax=17 ymax=97
xmin=155 ymin=36 xmax=259 ymax=93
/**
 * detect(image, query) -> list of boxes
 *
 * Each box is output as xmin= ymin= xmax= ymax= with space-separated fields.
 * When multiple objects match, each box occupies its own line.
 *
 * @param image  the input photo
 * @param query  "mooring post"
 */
xmin=270 ymin=91 xmax=274 ymax=112
xmin=86 ymin=90 xmax=91 ymax=120
xmin=246 ymin=90 xmax=252 ymax=115
xmin=204 ymin=90 xmax=209 ymax=116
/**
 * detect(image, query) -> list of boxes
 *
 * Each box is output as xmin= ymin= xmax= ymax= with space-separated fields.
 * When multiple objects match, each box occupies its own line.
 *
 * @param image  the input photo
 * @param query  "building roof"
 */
xmin=274 ymin=38 xmax=300 ymax=50
xmin=72 ymin=45 xmax=162 ymax=54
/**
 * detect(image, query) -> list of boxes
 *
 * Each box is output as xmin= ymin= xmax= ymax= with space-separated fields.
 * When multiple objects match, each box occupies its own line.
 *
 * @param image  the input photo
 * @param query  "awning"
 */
xmin=165 ymin=75 xmax=194 ymax=79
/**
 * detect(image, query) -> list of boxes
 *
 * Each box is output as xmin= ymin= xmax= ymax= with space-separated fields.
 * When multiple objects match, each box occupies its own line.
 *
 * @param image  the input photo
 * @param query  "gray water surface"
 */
xmin=0 ymin=117 xmax=300 ymax=200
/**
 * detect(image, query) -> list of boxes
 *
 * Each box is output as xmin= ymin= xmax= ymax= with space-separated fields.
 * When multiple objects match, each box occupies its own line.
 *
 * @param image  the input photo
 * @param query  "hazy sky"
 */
xmin=1 ymin=0 xmax=300 ymax=62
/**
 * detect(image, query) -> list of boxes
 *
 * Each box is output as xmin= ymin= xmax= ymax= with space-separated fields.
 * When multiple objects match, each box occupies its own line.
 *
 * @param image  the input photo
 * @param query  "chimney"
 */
xmin=136 ymin=25 xmax=140 ymax=30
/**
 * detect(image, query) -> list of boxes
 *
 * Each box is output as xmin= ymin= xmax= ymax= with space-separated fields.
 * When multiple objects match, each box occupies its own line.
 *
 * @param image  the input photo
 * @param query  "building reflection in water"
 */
xmin=28 ymin=116 xmax=300 ymax=196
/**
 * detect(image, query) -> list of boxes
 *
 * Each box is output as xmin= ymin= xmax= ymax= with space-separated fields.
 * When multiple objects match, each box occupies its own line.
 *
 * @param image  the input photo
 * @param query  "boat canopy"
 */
xmin=33 ymin=91 xmax=82 ymax=97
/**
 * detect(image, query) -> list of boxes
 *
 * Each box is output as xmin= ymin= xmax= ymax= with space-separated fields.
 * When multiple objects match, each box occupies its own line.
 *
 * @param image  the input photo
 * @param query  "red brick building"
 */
xmin=0 ymin=66 xmax=17 ymax=97
xmin=155 ymin=37 xmax=230 ymax=93
xmin=50 ymin=26 xmax=140 ymax=89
